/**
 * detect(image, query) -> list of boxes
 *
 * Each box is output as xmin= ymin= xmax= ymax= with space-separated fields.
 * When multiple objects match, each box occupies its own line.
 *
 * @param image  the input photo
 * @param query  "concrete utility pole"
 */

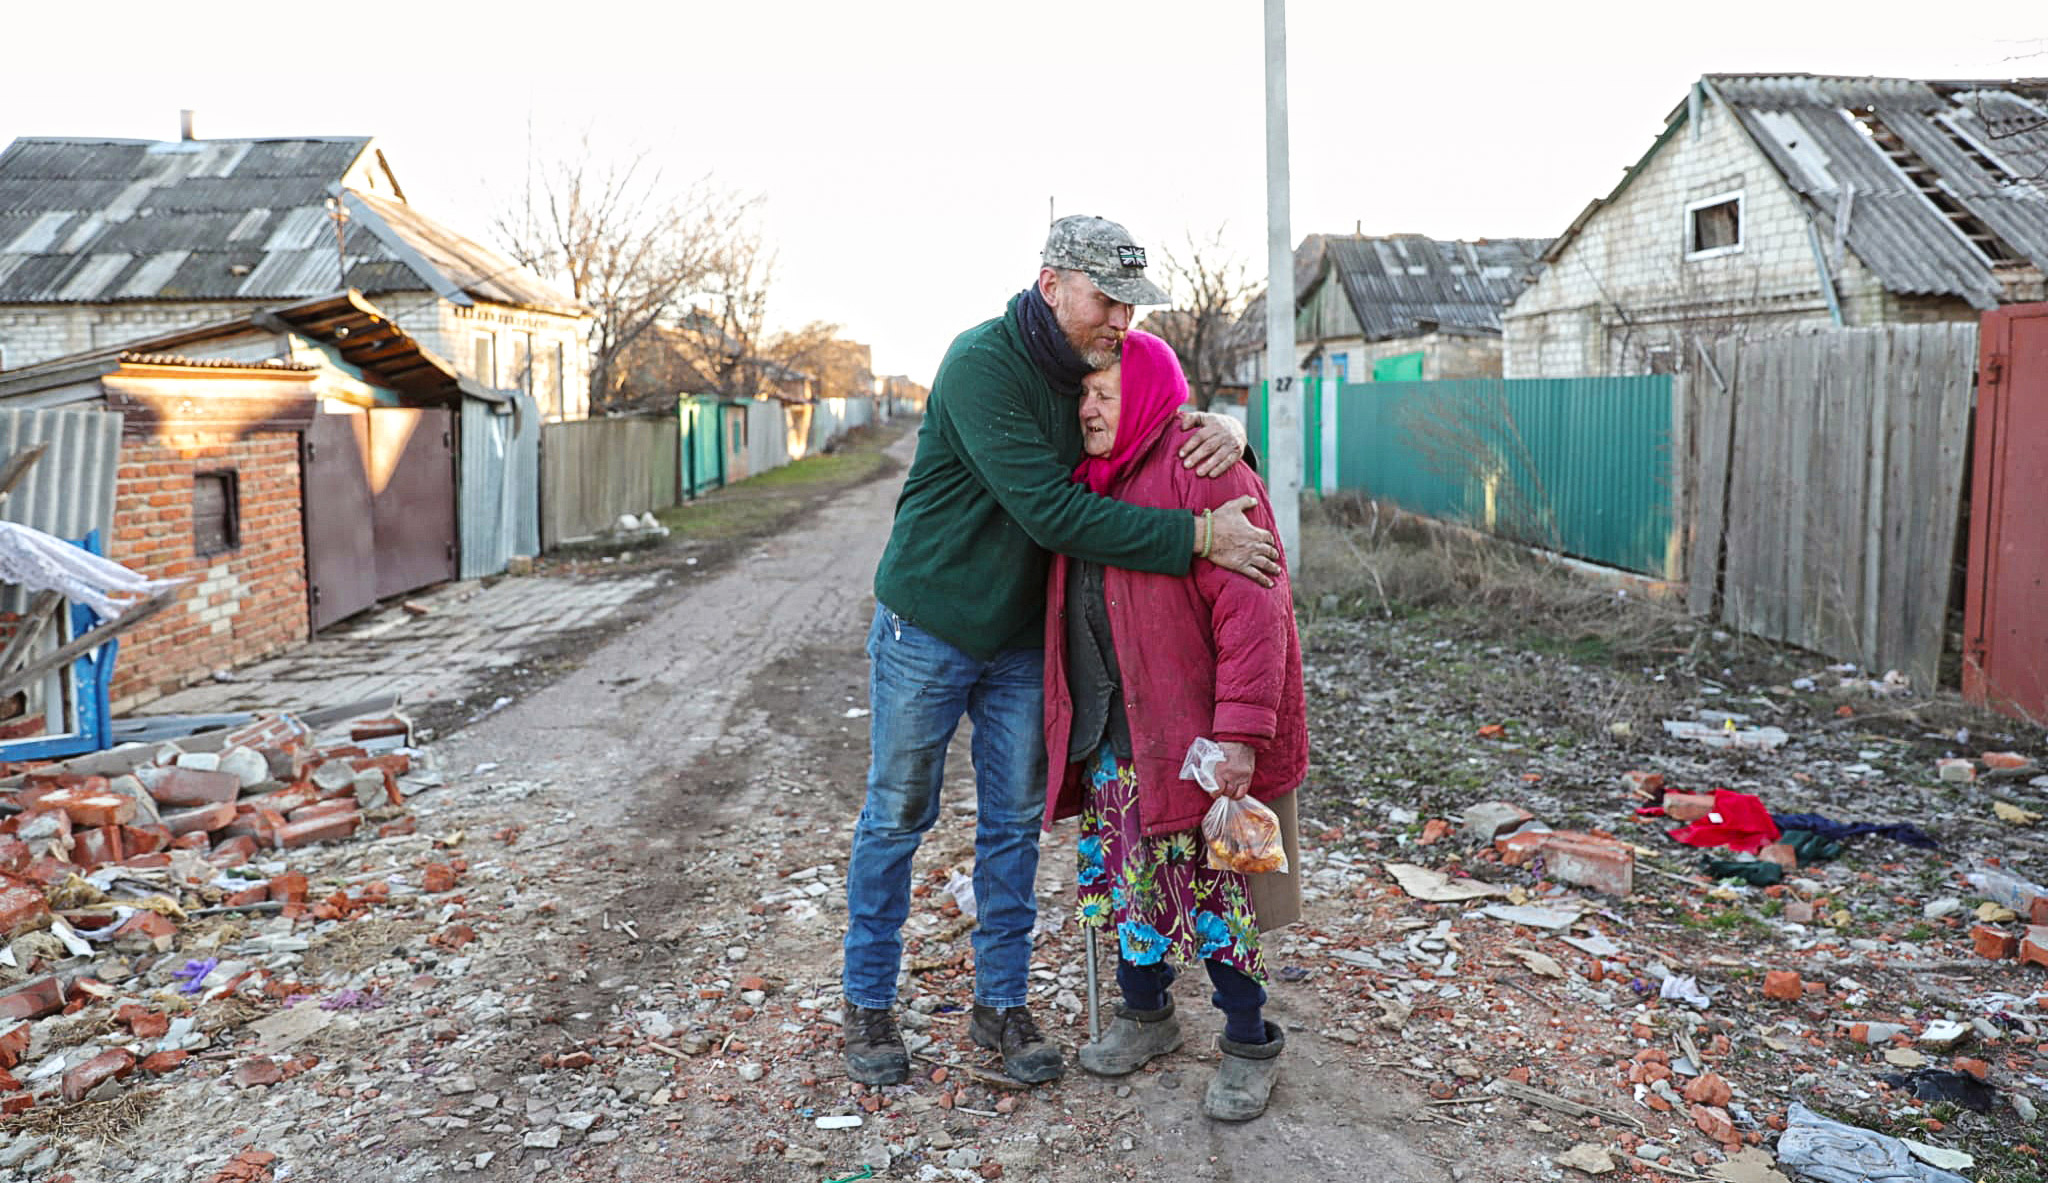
xmin=1263 ymin=0 xmax=1300 ymax=560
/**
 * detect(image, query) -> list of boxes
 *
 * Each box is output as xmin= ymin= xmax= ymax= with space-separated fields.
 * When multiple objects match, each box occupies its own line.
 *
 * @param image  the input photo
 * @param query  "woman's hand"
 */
xmin=1175 ymin=410 xmax=1247 ymax=477
xmin=1216 ymin=741 xmax=1257 ymax=800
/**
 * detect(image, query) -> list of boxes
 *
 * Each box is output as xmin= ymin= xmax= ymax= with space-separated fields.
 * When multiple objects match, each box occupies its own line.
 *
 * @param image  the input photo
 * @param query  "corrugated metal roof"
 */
xmin=1545 ymin=75 xmax=2048 ymax=310
xmin=1322 ymin=235 xmax=1550 ymax=341
xmin=0 ymin=136 xmax=585 ymax=316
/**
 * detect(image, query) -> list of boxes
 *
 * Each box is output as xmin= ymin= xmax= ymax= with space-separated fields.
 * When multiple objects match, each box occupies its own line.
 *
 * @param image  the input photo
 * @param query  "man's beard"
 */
xmin=1055 ymin=304 xmax=1122 ymax=370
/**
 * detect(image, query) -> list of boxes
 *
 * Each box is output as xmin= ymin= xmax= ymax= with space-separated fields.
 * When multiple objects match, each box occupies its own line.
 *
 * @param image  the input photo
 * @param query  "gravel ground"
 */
xmin=8 ymin=456 xmax=2046 ymax=1183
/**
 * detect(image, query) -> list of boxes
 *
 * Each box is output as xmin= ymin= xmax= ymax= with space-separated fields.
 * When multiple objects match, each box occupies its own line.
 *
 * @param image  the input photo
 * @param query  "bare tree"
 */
xmin=1146 ymin=228 xmax=1260 ymax=410
xmin=494 ymin=137 xmax=755 ymax=411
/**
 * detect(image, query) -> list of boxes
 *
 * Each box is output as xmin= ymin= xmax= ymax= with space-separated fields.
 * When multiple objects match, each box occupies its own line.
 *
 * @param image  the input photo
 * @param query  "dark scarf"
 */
xmin=1011 ymin=287 xmax=1091 ymax=397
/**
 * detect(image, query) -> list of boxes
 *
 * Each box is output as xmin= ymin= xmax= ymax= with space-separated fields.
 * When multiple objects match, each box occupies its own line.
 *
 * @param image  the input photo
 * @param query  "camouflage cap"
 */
xmin=1041 ymin=215 xmax=1170 ymax=306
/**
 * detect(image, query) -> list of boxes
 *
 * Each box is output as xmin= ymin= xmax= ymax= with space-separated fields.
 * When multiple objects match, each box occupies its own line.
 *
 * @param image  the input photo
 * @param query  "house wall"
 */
xmin=1299 ymin=333 xmax=1505 ymax=382
xmin=1502 ymin=93 xmax=1974 ymax=378
xmin=0 ymin=302 xmax=270 ymax=371
xmin=381 ymin=294 xmax=591 ymax=422
xmin=107 ymin=431 xmax=308 ymax=710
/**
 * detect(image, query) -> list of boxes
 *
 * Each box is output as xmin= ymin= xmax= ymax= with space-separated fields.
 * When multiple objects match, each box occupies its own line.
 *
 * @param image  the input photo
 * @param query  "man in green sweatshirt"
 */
xmin=843 ymin=215 xmax=1282 ymax=1086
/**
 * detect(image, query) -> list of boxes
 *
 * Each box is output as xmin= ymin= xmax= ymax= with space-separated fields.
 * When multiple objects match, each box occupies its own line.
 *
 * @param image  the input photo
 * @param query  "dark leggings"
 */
xmin=1116 ymin=957 xmax=1268 ymax=1044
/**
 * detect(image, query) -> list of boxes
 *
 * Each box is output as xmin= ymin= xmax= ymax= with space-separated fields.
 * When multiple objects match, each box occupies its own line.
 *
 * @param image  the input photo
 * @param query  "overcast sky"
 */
xmin=3 ymin=2 xmax=2044 ymax=384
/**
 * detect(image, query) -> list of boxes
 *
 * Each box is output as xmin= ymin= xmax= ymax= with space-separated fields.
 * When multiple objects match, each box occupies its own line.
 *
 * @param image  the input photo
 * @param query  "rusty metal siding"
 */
xmin=0 ymin=406 xmax=121 ymax=543
xmin=1965 ymin=303 xmax=2048 ymax=722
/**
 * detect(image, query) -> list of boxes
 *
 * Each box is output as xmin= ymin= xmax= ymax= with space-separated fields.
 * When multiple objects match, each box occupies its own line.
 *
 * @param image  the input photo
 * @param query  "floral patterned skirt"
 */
xmin=1074 ymin=743 xmax=1266 ymax=984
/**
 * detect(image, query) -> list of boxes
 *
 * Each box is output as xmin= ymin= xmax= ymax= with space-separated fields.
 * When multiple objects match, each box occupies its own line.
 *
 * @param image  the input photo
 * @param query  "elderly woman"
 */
xmin=1041 ymin=330 xmax=1307 ymax=1121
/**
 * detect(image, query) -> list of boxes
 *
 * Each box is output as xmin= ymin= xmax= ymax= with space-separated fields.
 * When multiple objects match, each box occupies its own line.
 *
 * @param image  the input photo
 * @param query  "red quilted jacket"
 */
xmin=1041 ymin=421 xmax=1309 ymax=838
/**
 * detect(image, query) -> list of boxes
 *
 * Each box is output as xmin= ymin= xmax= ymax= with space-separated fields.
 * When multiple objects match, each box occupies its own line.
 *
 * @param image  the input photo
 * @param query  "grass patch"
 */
xmin=1293 ymin=495 xmax=1697 ymax=671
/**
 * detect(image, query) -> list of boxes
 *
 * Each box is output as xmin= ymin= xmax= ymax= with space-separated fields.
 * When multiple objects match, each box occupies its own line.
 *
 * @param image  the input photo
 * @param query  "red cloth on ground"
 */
xmin=1668 ymin=788 xmax=1780 ymax=854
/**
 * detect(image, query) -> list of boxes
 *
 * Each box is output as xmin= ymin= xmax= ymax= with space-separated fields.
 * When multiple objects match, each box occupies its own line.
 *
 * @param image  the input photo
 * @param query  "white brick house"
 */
xmin=0 ymin=135 xmax=593 ymax=420
xmin=1505 ymin=75 xmax=2048 ymax=378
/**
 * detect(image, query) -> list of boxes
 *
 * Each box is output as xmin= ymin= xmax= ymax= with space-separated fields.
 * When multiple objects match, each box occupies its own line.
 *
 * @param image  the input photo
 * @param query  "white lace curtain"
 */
xmin=0 ymin=521 xmax=185 ymax=622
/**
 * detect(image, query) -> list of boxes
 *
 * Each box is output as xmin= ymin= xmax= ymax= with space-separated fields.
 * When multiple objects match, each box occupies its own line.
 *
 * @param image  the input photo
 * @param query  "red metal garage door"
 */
xmin=367 ymin=407 xmax=457 ymax=601
xmin=1964 ymin=304 xmax=2048 ymax=723
xmin=303 ymin=410 xmax=376 ymax=632
xmin=302 ymin=407 xmax=458 ymax=631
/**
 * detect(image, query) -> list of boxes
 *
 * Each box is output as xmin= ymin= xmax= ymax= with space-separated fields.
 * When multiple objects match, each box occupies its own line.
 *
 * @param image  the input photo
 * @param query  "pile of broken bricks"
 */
xmin=0 ymin=712 xmax=428 ymax=1117
xmin=1453 ymin=800 xmax=1638 ymax=897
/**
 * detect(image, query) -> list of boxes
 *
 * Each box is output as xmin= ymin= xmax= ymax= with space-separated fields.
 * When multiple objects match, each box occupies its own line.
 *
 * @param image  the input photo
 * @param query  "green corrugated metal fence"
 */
xmin=1332 ymin=376 xmax=1674 ymax=576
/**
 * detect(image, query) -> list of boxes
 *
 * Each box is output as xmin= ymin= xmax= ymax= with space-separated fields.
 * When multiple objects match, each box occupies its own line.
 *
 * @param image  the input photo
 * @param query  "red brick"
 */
xmin=61 ymin=1048 xmax=135 ymax=1102
xmin=1683 ymin=1072 xmax=1733 ymax=1107
xmin=116 ymin=1004 xmax=170 ymax=1040
xmin=377 ymin=817 xmax=417 ymax=838
xmin=2021 ymin=925 xmax=2048 ymax=968
xmin=70 ymin=826 xmax=124 ymax=867
xmin=110 ymin=910 xmax=177 ymax=951
xmin=139 ymin=1049 xmax=188 ymax=1074
xmin=1759 ymin=843 xmax=1799 ymax=871
xmin=1762 ymin=971 xmax=1803 ymax=1001
xmin=350 ymin=717 xmax=411 ymax=743
xmin=0 ymin=1092 xmax=31 ymax=1115
xmin=223 ymin=886 xmax=269 ymax=907
xmin=422 ymin=863 xmax=457 ymax=894
xmin=1954 ymin=1056 xmax=1992 ymax=1080
xmin=268 ymin=872 xmax=308 ymax=904
xmin=1538 ymin=832 xmax=1635 ymax=896
xmin=277 ymin=811 xmax=360 ymax=848
xmin=163 ymin=801 xmax=236 ymax=835
xmin=210 ymin=835 xmax=258 ymax=865
xmin=1976 ymin=924 xmax=2020 ymax=960
xmin=118 ymin=852 xmax=174 ymax=870
xmin=0 ymin=1022 xmax=29 ymax=1069
xmin=121 ymin=824 xmax=172 ymax=855
xmin=287 ymin=799 xmax=358 ymax=825
xmin=1620 ymin=770 xmax=1664 ymax=798
xmin=32 ymin=787 xmax=135 ymax=828
xmin=0 ymin=880 xmax=50 ymax=938
xmin=148 ymin=767 xmax=239 ymax=808
xmin=232 ymin=1057 xmax=284 ymax=1088
xmin=1693 ymin=1104 xmax=1737 ymax=1146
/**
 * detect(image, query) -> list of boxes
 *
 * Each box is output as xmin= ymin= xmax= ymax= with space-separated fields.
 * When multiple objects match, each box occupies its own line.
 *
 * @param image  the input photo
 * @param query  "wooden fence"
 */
xmin=1686 ymin=323 xmax=1976 ymax=691
xmin=539 ymin=414 xmax=679 ymax=549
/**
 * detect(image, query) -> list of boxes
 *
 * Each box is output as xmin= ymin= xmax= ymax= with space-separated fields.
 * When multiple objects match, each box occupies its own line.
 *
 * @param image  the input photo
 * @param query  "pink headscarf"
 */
xmin=1072 ymin=330 xmax=1188 ymax=495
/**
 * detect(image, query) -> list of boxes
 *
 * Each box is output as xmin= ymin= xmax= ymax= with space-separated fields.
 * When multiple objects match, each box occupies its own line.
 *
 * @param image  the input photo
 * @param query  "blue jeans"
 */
xmin=843 ymin=603 xmax=1047 ymax=1010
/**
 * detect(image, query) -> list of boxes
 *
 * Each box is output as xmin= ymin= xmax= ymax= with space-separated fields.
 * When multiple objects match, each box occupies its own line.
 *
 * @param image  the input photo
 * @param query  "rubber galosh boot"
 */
xmin=1203 ymin=1021 xmax=1284 ymax=1121
xmin=970 ymin=1003 xmax=1065 ymax=1084
xmin=843 ymin=1005 xmax=909 ymax=1086
xmin=1078 ymin=1001 xmax=1183 ymax=1076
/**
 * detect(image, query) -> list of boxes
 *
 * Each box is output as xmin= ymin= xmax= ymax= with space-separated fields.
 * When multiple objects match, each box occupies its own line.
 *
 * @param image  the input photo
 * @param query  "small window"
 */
xmin=473 ymin=333 xmax=497 ymax=386
xmin=1686 ymin=191 xmax=1744 ymax=259
xmin=193 ymin=471 xmax=240 ymax=557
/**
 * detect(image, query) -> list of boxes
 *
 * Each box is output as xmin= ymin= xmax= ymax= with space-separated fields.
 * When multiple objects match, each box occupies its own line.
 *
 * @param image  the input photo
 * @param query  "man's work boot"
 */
xmin=1202 ymin=1022 xmax=1284 ymax=1121
xmin=843 ymin=1004 xmax=909 ymax=1086
xmin=1078 ymin=1000 xmax=1183 ymax=1076
xmin=970 ymin=1004 xmax=1065 ymax=1084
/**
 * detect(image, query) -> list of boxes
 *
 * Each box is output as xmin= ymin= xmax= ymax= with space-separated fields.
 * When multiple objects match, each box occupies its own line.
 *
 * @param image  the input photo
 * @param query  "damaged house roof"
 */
xmin=0 ymin=137 xmax=583 ymax=316
xmin=1317 ymin=235 xmax=1551 ymax=340
xmin=1545 ymin=75 xmax=2048 ymax=310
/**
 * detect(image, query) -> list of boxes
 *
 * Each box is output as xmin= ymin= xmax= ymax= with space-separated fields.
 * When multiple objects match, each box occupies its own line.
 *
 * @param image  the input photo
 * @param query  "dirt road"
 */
xmin=398 ymin=427 xmax=1488 ymax=1182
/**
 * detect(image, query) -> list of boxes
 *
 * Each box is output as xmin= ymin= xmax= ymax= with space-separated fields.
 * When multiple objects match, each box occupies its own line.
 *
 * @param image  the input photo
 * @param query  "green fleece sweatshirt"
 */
xmin=873 ymin=304 xmax=1194 ymax=659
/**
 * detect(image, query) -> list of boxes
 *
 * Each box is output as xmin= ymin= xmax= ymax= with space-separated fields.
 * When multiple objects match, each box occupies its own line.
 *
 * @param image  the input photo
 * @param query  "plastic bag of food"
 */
xmin=1179 ymin=737 xmax=1289 ymax=875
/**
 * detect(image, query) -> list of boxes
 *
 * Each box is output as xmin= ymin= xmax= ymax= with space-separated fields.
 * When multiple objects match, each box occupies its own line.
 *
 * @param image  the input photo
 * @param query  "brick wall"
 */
xmin=107 ymin=433 xmax=308 ymax=710
xmin=1501 ymin=92 xmax=1975 ymax=378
